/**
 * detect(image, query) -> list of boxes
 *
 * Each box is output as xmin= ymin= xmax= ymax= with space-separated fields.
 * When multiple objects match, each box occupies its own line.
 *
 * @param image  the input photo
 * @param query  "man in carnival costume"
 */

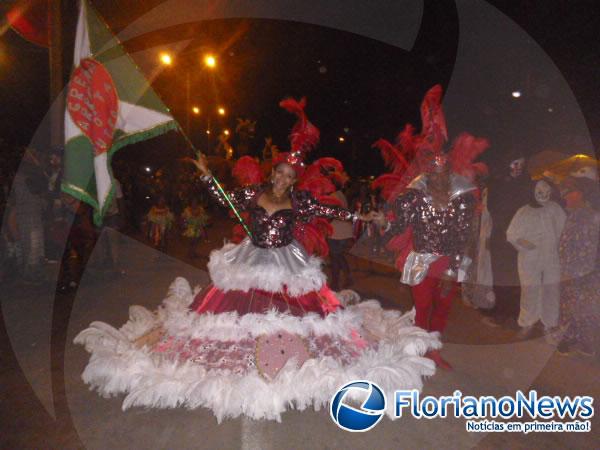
xmin=373 ymin=85 xmax=489 ymax=370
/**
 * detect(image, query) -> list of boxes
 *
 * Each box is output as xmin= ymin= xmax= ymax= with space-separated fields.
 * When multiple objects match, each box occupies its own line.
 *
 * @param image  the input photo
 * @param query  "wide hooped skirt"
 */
xmin=75 ymin=240 xmax=441 ymax=422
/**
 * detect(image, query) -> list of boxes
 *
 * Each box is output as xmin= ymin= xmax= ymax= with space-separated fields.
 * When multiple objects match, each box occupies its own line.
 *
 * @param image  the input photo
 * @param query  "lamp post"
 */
xmin=159 ymin=52 xmax=224 ymax=151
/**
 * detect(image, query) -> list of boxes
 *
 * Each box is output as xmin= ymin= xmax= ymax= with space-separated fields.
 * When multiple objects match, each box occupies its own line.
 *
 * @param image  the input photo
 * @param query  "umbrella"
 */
xmin=527 ymin=150 xmax=567 ymax=179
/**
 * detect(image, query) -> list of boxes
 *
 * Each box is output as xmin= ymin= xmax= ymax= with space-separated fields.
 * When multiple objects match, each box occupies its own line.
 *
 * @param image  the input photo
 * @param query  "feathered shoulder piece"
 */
xmin=232 ymin=156 xmax=264 ymax=186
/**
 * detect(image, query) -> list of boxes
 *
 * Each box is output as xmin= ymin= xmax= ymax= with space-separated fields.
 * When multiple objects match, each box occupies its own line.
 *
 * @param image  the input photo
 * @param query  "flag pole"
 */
xmin=49 ymin=0 xmax=64 ymax=148
xmin=174 ymin=123 xmax=253 ymax=239
xmin=80 ymin=0 xmax=251 ymax=237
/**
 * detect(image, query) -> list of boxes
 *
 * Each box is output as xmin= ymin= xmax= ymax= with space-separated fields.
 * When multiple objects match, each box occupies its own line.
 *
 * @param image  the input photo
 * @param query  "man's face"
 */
xmin=509 ymin=158 xmax=525 ymax=178
xmin=429 ymin=166 xmax=450 ymax=192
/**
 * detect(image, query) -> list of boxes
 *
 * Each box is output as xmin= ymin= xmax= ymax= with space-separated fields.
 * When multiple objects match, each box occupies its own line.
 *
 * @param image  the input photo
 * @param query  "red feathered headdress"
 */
xmin=273 ymin=97 xmax=320 ymax=175
xmin=373 ymin=84 xmax=489 ymax=200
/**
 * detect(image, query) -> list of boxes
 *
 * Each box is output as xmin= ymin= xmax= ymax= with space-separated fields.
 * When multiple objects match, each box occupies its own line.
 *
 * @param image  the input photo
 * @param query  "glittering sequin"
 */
xmin=389 ymin=188 xmax=476 ymax=272
xmin=204 ymin=177 xmax=354 ymax=248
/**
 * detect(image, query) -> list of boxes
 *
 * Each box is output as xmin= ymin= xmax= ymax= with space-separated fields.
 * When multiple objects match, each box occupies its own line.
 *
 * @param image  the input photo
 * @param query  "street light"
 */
xmin=224 ymin=129 xmax=230 ymax=136
xmin=192 ymin=106 xmax=201 ymax=115
xmin=512 ymin=90 xmax=522 ymax=98
xmin=204 ymin=54 xmax=217 ymax=69
xmin=217 ymin=107 xmax=226 ymax=116
xmin=338 ymin=136 xmax=345 ymax=143
xmin=159 ymin=52 xmax=172 ymax=65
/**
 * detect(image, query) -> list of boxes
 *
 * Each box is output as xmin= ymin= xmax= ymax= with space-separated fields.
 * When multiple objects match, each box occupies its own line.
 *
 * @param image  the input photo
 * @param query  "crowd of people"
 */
xmin=2 ymin=90 xmax=598 ymax=423
xmin=2 ymin=105 xmax=599 ymax=365
xmin=473 ymin=153 xmax=600 ymax=358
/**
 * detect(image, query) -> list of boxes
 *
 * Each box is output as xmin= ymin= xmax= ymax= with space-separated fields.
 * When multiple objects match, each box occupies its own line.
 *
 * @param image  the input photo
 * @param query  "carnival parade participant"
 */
xmin=557 ymin=176 xmax=600 ymax=356
xmin=506 ymin=179 xmax=566 ymax=336
xmin=372 ymin=85 xmax=487 ymax=370
xmin=74 ymin=98 xmax=441 ymax=422
xmin=145 ymin=195 xmax=174 ymax=251
xmin=483 ymin=151 xmax=531 ymax=327
xmin=181 ymin=197 xmax=209 ymax=258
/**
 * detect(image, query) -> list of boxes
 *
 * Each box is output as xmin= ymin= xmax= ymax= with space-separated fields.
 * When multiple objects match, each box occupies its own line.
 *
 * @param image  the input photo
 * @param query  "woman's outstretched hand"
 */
xmin=183 ymin=152 xmax=210 ymax=177
xmin=358 ymin=211 xmax=379 ymax=222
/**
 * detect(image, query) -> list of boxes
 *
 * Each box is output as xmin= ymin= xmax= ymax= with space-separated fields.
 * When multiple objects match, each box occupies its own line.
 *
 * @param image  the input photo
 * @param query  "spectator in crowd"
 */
xmin=462 ymin=186 xmax=496 ymax=310
xmin=1 ymin=196 xmax=22 ymax=283
xmin=327 ymin=175 xmax=354 ymax=291
xmin=12 ymin=148 xmax=46 ymax=283
xmin=45 ymin=147 xmax=64 ymax=261
xmin=483 ymin=152 xmax=531 ymax=328
xmin=99 ymin=177 xmax=125 ymax=273
xmin=57 ymin=193 xmax=97 ymax=293
xmin=368 ymin=189 xmax=384 ymax=256
xmin=557 ymin=176 xmax=600 ymax=356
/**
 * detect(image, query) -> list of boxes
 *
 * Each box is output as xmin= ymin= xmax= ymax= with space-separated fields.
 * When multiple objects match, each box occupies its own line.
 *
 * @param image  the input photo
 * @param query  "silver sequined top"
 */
xmin=388 ymin=174 xmax=477 ymax=272
xmin=204 ymin=176 xmax=355 ymax=248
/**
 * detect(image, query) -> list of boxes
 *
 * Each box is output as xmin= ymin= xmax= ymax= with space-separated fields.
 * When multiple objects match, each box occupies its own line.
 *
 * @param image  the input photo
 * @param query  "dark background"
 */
xmin=1 ymin=0 xmax=599 ymax=183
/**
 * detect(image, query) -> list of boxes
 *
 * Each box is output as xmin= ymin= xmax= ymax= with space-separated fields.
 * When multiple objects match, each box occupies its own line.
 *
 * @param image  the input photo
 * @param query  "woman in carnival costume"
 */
xmin=146 ymin=195 xmax=174 ymax=251
xmin=181 ymin=197 xmax=209 ymax=258
xmin=75 ymin=98 xmax=441 ymax=422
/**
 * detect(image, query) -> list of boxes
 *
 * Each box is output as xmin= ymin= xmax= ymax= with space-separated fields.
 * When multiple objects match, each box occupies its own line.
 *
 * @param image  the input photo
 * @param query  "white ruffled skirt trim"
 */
xmin=74 ymin=278 xmax=441 ymax=422
xmin=207 ymin=238 xmax=326 ymax=296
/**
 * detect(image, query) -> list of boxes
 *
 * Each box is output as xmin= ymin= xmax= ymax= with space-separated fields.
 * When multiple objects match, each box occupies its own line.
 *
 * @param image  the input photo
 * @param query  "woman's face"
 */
xmin=534 ymin=180 xmax=552 ymax=205
xmin=271 ymin=163 xmax=297 ymax=193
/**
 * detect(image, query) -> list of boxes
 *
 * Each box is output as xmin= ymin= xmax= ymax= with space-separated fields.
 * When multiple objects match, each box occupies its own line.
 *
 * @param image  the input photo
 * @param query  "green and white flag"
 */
xmin=63 ymin=0 xmax=176 ymax=224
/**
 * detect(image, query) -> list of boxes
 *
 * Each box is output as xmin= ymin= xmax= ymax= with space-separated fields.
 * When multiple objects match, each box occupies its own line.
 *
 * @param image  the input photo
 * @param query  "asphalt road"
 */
xmin=1 ymin=218 xmax=598 ymax=449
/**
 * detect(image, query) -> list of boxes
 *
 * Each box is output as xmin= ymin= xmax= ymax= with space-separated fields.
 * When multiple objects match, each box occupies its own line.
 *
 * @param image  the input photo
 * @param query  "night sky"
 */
xmin=1 ymin=0 xmax=599 ymax=179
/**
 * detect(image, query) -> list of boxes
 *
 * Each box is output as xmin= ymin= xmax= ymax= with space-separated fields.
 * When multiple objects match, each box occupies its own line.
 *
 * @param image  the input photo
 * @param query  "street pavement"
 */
xmin=1 ymin=218 xmax=598 ymax=449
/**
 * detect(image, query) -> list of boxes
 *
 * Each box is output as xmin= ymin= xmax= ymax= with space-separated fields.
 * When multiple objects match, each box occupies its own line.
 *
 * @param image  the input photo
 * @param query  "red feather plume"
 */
xmin=294 ymin=219 xmax=333 ymax=257
xmin=395 ymin=124 xmax=419 ymax=161
xmin=448 ymin=133 xmax=490 ymax=181
xmin=385 ymin=228 xmax=414 ymax=271
xmin=372 ymin=138 xmax=409 ymax=174
xmin=371 ymin=173 xmax=405 ymax=202
xmin=419 ymin=84 xmax=448 ymax=153
xmin=232 ymin=156 xmax=264 ymax=186
xmin=297 ymin=176 xmax=336 ymax=198
xmin=311 ymin=157 xmax=344 ymax=174
xmin=279 ymin=97 xmax=320 ymax=155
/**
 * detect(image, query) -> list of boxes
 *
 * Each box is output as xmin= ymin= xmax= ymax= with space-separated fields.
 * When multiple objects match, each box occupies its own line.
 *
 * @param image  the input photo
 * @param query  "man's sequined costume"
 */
xmin=387 ymin=173 xmax=477 ymax=333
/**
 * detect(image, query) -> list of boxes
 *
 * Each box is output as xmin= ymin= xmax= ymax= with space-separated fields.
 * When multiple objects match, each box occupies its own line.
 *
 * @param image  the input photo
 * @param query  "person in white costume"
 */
xmin=506 ymin=179 xmax=566 ymax=333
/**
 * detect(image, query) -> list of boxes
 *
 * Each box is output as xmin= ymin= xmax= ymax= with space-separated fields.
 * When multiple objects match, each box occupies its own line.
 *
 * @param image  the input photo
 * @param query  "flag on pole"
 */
xmin=62 ymin=0 xmax=176 ymax=224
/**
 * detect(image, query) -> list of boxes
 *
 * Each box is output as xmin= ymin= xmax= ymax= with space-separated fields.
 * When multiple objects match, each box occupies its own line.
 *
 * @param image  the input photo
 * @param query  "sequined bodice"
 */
xmin=390 ymin=175 xmax=477 ymax=271
xmin=248 ymin=204 xmax=295 ymax=247
xmin=204 ymin=177 xmax=354 ymax=248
